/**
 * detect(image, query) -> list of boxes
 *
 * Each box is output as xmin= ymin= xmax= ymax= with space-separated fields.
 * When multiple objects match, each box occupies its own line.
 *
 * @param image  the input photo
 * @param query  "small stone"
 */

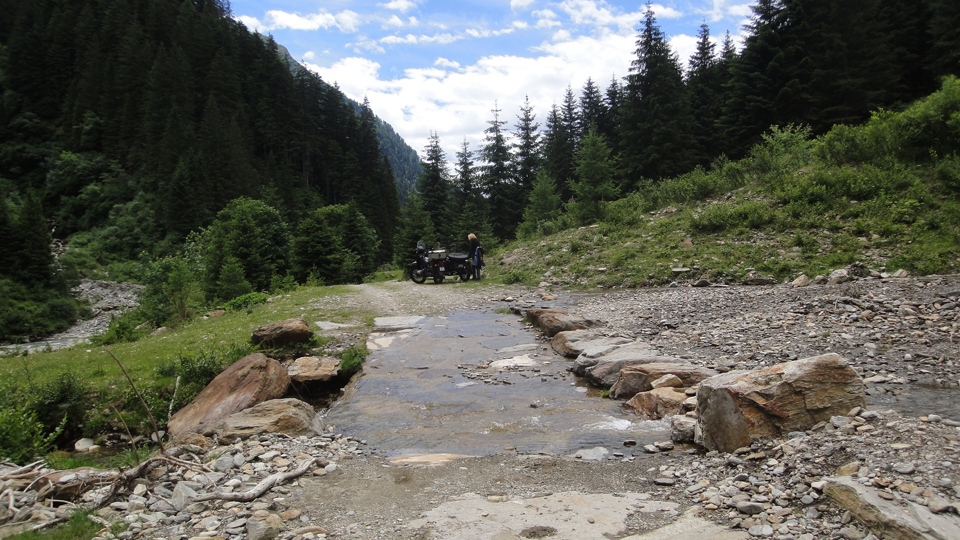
xmin=737 ymin=501 xmax=765 ymax=515
xmin=893 ymin=463 xmax=916 ymax=475
xmin=748 ymin=524 xmax=774 ymax=537
xmin=654 ymin=478 xmax=676 ymax=486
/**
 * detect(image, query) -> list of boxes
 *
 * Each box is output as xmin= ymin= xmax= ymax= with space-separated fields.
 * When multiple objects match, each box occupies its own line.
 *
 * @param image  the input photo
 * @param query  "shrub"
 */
xmin=339 ymin=346 xmax=368 ymax=376
xmin=90 ymin=309 xmax=146 ymax=346
xmin=223 ymin=292 xmax=269 ymax=312
xmin=0 ymin=381 xmax=66 ymax=464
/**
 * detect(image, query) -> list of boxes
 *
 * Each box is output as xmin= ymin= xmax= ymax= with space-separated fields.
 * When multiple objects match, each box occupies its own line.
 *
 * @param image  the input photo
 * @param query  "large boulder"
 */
xmin=168 ymin=353 xmax=290 ymax=439
xmin=695 ymin=353 xmax=865 ymax=452
xmin=285 ymin=356 xmax=340 ymax=382
xmin=251 ymin=318 xmax=313 ymax=347
xmin=524 ymin=309 xmax=596 ymax=337
xmin=550 ymin=330 xmax=634 ymax=358
xmin=610 ymin=363 xmax=719 ymax=399
xmin=214 ymin=398 xmax=315 ymax=442
xmin=623 ymin=387 xmax=688 ymax=420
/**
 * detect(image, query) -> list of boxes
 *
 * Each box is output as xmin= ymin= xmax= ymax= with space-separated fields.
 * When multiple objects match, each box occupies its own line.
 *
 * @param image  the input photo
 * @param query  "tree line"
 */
xmin=0 ymin=0 xmax=403 ymax=340
xmin=402 ymin=0 xmax=960 ymax=249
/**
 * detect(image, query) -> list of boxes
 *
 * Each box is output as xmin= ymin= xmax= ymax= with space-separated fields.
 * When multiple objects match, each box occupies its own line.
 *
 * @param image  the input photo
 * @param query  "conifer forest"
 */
xmin=1 ymin=0 xmax=959 ymax=342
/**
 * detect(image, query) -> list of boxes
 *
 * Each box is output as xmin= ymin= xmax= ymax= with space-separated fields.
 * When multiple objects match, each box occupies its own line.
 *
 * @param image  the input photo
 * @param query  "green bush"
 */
xmin=0 ymin=381 xmax=66 ymax=464
xmin=339 ymin=346 xmax=368 ymax=376
xmin=90 ymin=309 xmax=146 ymax=346
xmin=223 ymin=292 xmax=269 ymax=312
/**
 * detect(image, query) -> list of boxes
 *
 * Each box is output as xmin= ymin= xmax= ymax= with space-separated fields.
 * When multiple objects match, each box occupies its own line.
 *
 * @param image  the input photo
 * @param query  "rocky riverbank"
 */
xmin=6 ymin=275 xmax=960 ymax=540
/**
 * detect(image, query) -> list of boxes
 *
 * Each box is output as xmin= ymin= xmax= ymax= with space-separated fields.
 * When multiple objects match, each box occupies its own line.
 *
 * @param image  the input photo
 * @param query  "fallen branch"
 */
xmin=97 ymin=444 xmax=204 ymax=507
xmin=1 ymin=461 xmax=45 ymax=479
xmin=193 ymin=458 xmax=316 ymax=503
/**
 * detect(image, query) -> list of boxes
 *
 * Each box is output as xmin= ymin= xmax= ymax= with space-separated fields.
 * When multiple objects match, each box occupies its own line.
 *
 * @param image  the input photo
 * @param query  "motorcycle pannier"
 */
xmin=428 ymin=249 xmax=448 ymax=260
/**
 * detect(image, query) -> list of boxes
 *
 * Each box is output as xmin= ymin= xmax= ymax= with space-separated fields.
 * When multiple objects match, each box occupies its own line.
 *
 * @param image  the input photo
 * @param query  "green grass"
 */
xmin=6 ymin=510 xmax=121 ymax=540
xmin=485 ymin=84 xmax=960 ymax=288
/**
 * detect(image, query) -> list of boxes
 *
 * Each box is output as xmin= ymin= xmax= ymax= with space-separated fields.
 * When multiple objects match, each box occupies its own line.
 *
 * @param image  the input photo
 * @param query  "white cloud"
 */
xmin=511 ymin=0 xmax=537 ymax=10
xmin=650 ymin=3 xmax=683 ymax=19
xmin=669 ymin=33 xmax=699 ymax=68
xmin=381 ymin=32 xmax=461 ymax=45
xmin=238 ymin=9 xmax=361 ymax=33
xmin=307 ymin=29 xmax=634 ymax=161
xmin=303 ymin=51 xmax=316 ymax=60
xmin=512 ymin=20 xmax=530 ymax=30
xmin=533 ymin=9 xmax=557 ymax=19
xmin=536 ymin=18 xmax=562 ymax=29
xmin=434 ymin=57 xmax=461 ymax=69
xmin=384 ymin=15 xmax=405 ymax=28
xmin=379 ymin=0 xmax=417 ymax=13
xmin=557 ymin=0 xmax=644 ymax=31
xmin=353 ymin=36 xmax=386 ymax=54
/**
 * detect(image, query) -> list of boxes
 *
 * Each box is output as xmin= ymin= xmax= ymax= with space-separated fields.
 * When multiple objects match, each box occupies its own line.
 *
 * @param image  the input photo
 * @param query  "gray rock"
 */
xmin=171 ymin=482 xmax=197 ymax=512
xmin=213 ymin=454 xmax=236 ymax=472
xmin=747 ymin=524 xmax=773 ymax=537
xmin=247 ymin=511 xmax=283 ymax=540
xmin=736 ymin=501 xmax=765 ymax=515
xmin=893 ymin=462 xmax=916 ymax=475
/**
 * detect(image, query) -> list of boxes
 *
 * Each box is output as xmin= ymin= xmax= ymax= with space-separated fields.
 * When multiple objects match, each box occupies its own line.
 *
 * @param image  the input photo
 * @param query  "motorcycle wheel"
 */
xmin=411 ymin=270 xmax=427 ymax=284
xmin=433 ymin=275 xmax=444 ymax=284
xmin=458 ymin=270 xmax=470 ymax=282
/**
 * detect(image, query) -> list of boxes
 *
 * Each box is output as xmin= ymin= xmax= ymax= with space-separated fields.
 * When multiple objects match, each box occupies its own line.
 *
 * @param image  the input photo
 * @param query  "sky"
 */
xmin=230 ymin=0 xmax=755 ymax=162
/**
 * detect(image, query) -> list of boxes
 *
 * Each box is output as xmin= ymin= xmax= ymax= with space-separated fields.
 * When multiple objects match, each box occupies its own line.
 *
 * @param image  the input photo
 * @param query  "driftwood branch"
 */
xmin=97 ymin=445 xmax=204 ymax=507
xmin=1 ymin=461 xmax=45 ymax=478
xmin=193 ymin=458 xmax=316 ymax=503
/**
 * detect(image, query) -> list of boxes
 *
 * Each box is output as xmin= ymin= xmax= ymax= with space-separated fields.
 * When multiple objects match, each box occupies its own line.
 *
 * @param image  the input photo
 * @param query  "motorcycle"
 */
xmin=409 ymin=240 xmax=473 ymax=284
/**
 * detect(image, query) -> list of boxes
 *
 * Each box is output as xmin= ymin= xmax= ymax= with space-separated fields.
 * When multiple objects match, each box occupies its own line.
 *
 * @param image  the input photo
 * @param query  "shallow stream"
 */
xmin=321 ymin=308 xmax=670 ymax=458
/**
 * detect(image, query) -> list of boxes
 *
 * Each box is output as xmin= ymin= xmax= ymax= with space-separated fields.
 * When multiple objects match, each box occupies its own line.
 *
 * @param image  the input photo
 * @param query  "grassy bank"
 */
xmin=487 ymin=79 xmax=960 ymax=288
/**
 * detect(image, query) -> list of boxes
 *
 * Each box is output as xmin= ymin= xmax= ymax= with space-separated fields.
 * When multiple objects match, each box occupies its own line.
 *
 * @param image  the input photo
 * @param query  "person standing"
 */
xmin=468 ymin=233 xmax=483 ymax=280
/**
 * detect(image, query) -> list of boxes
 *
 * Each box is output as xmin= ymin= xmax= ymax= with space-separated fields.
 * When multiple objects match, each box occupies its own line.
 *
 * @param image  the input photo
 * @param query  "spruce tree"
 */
xmin=620 ymin=3 xmax=697 ymax=187
xmin=541 ymin=104 xmax=577 ymax=203
xmin=570 ymin=131 xmax=618 ymax=225
xmin=560 ymin=86 xmax=582 ymax=150
xmin=480 ymin=103 xmax=516 ymax=241
xmin=926 ymin=0 xmax=958 ymax=80
xmin=14 ymin=191 xmax=54 ymax=287
xmin=416 ymin=132 xmax=451 ymax=243
xmin=512 ymin=96 xmax=542 ymax=203
xmin=686 ymin=23 xmax=722 ymax=165
xmin=579 ymin=78 xmax=607 ymax=135
xmin=518 ymin=170 xmax=562 ymax=238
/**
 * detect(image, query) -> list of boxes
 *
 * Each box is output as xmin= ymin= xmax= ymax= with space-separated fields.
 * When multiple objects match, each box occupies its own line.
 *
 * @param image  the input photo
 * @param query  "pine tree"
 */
xmin=570 ymin=131 xmax=618 ymax=225
xmin=480 ymin=103 xmax=516 ymax=241
xmin=416 ymin=132 xmax=451 ymax=242
xmin=512 ymin=96 xmax=541 ymax=203
xmin=560 ymin=86 xmax=582 ymax=149
xmin=216 ymin=256 xmax=253 ymax=301
xmin=542 ymin=104 xmax=577 ymax=203
xmin=620 ymin=3 xmax=697 ymax=187
xmin=601 ymin=75 xmax=624 ymax=157
xmin=686 ymin=23 xmax=721 ymax=165
xmin=14 ymin=191 xmax=55 ymax=287
xmin=518 ymin=170 xmax=562 ymax=238
xmin=928 ymin=0 xmax=960 ymax=79
xmin=579 ymin=78 xmax=607 ymax=135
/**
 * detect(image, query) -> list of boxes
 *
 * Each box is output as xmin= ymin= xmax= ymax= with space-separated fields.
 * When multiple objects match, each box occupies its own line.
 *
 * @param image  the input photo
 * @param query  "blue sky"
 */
xmin=231 ymin=1 xmax=754 ymax=161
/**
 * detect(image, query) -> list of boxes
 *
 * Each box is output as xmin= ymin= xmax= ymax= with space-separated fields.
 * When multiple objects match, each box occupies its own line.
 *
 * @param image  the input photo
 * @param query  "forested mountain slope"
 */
xmin=0 ymin=0 xmax=403 ymax=340
xmin=273 ymin=41 xmax=421 ymax=204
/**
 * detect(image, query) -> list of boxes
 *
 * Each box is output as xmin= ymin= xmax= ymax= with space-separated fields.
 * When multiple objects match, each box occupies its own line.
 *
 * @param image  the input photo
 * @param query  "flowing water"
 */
xmin=321 ymin=308 xmax=670 ymax=458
